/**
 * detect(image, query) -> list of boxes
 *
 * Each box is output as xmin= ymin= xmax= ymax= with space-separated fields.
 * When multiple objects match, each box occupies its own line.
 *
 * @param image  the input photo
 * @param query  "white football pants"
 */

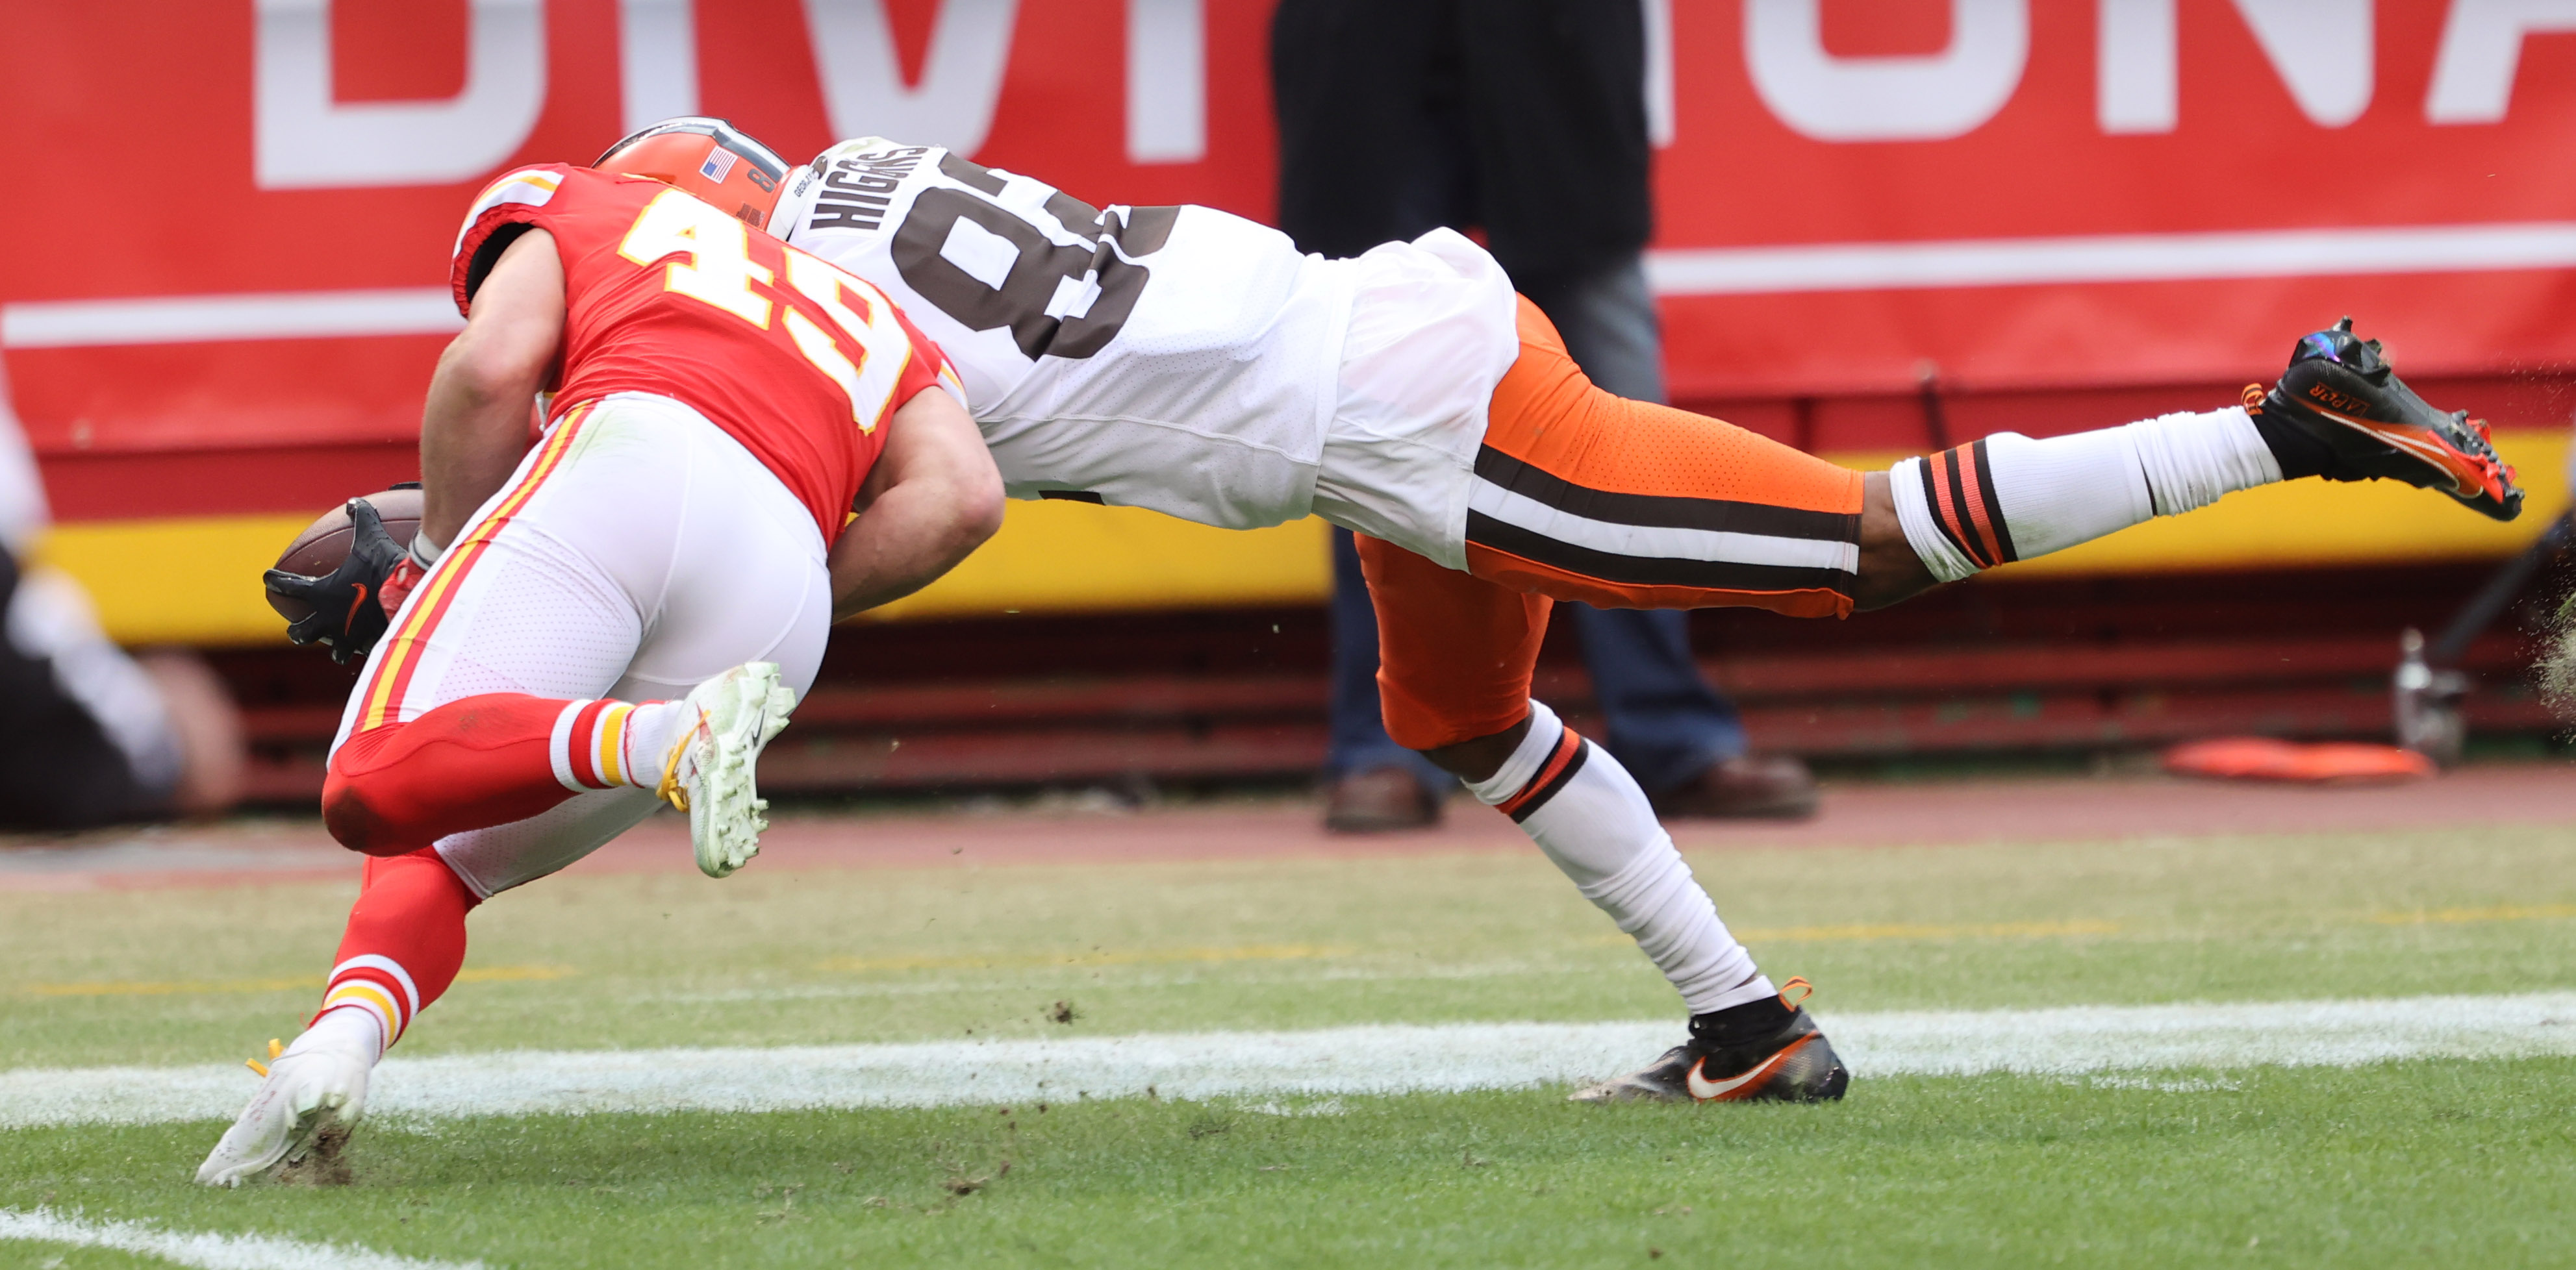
xmin=333 ymin=392 xmax=833 ymax=896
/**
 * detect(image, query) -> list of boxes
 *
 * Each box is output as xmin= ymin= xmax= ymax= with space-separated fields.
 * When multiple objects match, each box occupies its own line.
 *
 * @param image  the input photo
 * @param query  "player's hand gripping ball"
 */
xmin=266 ymin=485 xmax=423 ymax=664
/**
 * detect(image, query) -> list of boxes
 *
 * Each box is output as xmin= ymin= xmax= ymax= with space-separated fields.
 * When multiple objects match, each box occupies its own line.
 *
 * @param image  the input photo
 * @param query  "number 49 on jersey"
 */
xmin=618 ymin=188 xmax=916 ymax=432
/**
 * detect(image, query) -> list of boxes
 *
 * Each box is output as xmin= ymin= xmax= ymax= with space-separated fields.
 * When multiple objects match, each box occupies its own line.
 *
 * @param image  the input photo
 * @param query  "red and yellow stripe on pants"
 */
xmin=351 ymin=404 xmax=593 ymax=736
xmin=1359 ymin=299 xmax=1869 ymax=752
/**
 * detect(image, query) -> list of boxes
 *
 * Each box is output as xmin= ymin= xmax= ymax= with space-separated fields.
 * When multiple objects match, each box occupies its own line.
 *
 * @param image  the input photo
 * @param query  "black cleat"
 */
xmin=2249 ymin=317 xmax=2523 ymax=521
xmin=1570 ymin=978 xmax=1849 ymax=1104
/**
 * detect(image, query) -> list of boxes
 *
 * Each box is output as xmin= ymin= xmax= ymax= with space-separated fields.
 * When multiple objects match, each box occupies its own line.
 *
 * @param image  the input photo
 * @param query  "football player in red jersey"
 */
xmin=197 ymin=124 xmax=1003 ymax=1186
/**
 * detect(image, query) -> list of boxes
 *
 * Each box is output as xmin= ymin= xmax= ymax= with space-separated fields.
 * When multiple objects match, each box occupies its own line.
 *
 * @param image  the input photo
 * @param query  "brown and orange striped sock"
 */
xmin=1461 ymin=701 xmax=1774 ymax=1014
xmin=1890 ymin=407 xmax=2279 ymax=582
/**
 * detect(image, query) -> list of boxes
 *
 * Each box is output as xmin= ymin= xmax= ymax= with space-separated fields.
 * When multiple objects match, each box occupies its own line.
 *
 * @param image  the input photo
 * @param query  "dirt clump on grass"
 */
xmin=943 ymin=1160 xmax=1009 ymax=1196
xmin=275 ymin=1125 xmax=354 ymax=1186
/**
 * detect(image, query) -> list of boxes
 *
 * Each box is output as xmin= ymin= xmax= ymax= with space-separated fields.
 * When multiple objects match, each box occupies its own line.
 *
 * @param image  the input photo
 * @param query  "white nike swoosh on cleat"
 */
xmin=1685 ymin=1037 xmax=1807 ymax=1101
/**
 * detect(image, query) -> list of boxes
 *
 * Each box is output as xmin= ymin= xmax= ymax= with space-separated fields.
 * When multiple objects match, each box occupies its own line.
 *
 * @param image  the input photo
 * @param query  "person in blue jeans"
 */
xmin=1274 ymin=0 xmax=1818 ymax=831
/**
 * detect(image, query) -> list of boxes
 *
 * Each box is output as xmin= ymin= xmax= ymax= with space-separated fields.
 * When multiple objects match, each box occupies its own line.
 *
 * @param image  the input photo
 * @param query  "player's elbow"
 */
xmin=433 ymin=330 xmax=550 ymax=412
xmin=953 ymin=466 xmax=1005 ymax=553
xmin=891 ymin=386 xmax=1002 ymax=553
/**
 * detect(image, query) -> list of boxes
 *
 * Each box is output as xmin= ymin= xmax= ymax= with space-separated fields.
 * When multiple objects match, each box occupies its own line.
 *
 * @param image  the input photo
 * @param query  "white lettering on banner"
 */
xmin=2101 ymin=0 xmax=2373 ymax=132
xmin=1643 ymin=0 xmax=1674 ymax=147
xmin=2427 ymin=0 xmax=2576 ymax=123
xmin=1744 ymin=0 xmax=2028 ymax=141
xmin=2097 ymin=0 xmax=2179 ymax=132
xmin=2232 ymin=0 xmax=2373 ymax=126
xmin=620 ymin=0 xmax=700 ymax=132
xmin=253 ymin=0 xmax=547 ymax=190
xmin=1126 ymin=0 xmax=1205 ymax=163
xmin=803 ymin=0 xmax=1019 ymax=157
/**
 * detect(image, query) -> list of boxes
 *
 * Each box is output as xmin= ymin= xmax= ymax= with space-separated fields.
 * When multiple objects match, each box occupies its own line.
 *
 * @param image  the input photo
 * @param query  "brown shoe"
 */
xmin=1650 ymin=754 xmax=1819 ymax=821
xmin=1322 ymin=766 xmax=1443 ymax=834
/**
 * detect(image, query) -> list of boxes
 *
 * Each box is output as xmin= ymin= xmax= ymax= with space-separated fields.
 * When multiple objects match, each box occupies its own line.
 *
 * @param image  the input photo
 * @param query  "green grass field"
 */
xmin=6 ymin=810 xmax=2576 ymax=1266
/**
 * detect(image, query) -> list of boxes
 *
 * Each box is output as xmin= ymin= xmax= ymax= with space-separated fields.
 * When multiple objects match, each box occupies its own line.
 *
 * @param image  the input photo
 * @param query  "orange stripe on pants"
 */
xmin=1468 ymin=296 xmax=1863 ymax=615
xmin=1365 ymin=297 xmax=1867 ymax=752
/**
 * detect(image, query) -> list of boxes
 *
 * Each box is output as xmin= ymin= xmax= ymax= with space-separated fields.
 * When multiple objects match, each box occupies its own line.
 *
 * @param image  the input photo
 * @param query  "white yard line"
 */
xmin=0 ymin=1208 xmax=481 ymax=1269
xmin=7 ymin=991 xmax=2575 ymax=1130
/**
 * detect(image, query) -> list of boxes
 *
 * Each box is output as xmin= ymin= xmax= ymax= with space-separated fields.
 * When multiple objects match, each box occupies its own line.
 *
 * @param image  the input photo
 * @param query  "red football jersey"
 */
xmin=449 ymin=164 xmax=955 ymax=541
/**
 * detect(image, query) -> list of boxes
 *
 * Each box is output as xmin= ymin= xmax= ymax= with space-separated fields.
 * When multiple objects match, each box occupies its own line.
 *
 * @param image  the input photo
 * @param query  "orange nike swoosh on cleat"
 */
xmin=1686 ymin=1034 xmax=1812 ymax=1101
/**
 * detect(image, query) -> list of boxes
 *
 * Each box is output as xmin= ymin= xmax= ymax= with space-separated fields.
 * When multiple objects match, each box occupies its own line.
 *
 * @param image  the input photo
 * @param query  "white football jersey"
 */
xmin=776 ymin=138 xmax=1352 ymax=530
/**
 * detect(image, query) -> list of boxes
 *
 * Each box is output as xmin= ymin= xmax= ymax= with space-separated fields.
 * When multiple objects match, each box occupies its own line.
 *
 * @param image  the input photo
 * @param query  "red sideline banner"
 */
xmin=3 ymin=0 xmax=2573 ymax=523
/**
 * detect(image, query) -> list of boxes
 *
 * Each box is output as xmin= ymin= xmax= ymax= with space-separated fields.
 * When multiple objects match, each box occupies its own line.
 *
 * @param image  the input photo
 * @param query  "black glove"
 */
xmin=266 ymin=496 xmax=409 ymax=665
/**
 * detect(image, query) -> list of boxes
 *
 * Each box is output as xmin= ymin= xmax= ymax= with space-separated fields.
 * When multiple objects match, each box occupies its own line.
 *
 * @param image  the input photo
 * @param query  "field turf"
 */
xmin=5 ymin=797 xmax=2576 ymax=1266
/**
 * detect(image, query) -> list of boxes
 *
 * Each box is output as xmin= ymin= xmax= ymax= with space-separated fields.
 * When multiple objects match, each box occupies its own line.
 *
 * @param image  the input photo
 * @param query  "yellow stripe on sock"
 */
xmin=596 ymin=703 xmax=631 ymax=788
xmin=323 ymin=982 xmax=403 ymax=1041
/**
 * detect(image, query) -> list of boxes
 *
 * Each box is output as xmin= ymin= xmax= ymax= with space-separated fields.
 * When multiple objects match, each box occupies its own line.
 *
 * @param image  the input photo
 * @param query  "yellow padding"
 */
xmin=35 ymin=514 xmax=318 ymax=647
xmin=32 ymin=501 xmax=1331 ymax=645
xmin=31 ymin=430 xmax=2567 ymax=645
xmin=855 ymin=499 xmax=1332 ymax=623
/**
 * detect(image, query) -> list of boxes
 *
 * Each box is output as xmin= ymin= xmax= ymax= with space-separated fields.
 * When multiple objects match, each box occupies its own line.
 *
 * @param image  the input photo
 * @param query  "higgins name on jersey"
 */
xmin=776 ymin=140 xmax=1354 ymax=531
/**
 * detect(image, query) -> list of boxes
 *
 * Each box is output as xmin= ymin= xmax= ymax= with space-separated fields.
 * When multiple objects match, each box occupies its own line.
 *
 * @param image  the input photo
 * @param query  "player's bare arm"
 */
xmin=827 ymin=384 xmax=1004 ymax=620
xmin=1852 ymin=471 xmax=1939 ymax=611
xmin=419 ymin=227 xmax=564 ymax=549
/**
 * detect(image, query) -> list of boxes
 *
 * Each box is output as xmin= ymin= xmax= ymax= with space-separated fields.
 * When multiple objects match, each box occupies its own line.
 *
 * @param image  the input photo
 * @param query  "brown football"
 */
xmin=266 ymin=488 xmax=425 ymax=625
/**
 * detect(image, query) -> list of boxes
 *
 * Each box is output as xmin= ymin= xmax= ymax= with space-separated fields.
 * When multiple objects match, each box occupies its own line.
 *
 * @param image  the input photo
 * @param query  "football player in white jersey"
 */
xmin=603 ymin=119 xmax=2523 ymax=1104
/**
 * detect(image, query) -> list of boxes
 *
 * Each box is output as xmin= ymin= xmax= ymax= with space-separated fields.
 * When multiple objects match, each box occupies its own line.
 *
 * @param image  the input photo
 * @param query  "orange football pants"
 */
xmin=1360 ymin=297 xmax=1867 ymax=752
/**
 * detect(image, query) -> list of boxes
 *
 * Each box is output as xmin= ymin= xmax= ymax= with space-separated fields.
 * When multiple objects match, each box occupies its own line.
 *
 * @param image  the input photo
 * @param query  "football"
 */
xmin=265 ymin=487 xmax=425 ymax=625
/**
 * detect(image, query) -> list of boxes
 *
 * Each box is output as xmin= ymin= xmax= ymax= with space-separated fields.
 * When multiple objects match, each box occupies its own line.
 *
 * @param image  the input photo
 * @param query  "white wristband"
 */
xmin=1886 ymin=456 xmax=1981 ymax=584
xmin=409 ymin=530 xmax=448 ymax=569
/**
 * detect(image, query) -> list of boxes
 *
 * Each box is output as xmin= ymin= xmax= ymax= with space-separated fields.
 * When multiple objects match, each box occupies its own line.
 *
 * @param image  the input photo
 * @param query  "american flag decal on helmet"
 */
xmin=698 ymin=149 xmax=738 ymax=182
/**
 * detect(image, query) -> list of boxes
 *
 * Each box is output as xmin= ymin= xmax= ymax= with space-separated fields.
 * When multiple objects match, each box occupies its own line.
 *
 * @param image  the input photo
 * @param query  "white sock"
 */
xmin=287 ymin=1004 xmax=386 ymax=1067
xmin=1465 ymin=701 xmax=1774 ymax=1014
xmin=622 ymin=701 xmax=685 ymax=785
xmin=1891 ymin=406 xmax=2281 ymax=582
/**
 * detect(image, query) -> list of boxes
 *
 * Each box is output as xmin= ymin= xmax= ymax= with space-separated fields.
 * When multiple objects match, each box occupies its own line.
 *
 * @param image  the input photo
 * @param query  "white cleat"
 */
xmin=196 ymin=1030 xmax=373 ymax=1187
xmin=657 ymin=661 xmax=798 ymax=878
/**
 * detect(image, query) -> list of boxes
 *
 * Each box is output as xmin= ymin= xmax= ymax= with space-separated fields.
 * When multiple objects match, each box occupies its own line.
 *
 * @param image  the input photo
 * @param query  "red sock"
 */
xmin=323 ymin=693 xmax=653 ymax=855
xmin=313 ymin=847 xmax=480 ymax=1051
